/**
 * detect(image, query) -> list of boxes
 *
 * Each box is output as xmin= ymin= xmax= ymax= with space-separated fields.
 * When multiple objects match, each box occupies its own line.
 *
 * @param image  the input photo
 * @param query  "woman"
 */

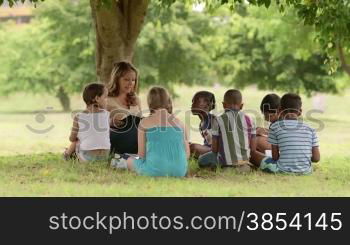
xmin=107 ymin=61 xmax=142 ymax=154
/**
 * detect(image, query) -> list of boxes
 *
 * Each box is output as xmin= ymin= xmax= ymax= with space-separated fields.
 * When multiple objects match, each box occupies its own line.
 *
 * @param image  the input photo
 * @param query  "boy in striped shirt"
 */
xmin=258 ymin=93 xmax=320 ymax=174
xmin=198 ymin=89 xmax=255 ymax=169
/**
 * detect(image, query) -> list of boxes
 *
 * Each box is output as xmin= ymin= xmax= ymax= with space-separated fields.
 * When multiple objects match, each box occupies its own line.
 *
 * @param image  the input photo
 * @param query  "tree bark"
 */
xmin=337 ymin=42 xmax=350 ymax=76
xmin=90 ymin=0 xmax=150 ymax=84
xmin=56 ymin=86 xmax=71 ymax=112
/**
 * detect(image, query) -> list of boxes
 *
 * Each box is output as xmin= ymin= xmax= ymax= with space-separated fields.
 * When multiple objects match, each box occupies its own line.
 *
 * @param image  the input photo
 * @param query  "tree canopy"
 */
xmin=0 ymin=0 xmax=349 ymax=110
xmin=0 ymin=0 xmax=95 ymax=111
xmin=3 ymin=0 xmax=350 ymax=60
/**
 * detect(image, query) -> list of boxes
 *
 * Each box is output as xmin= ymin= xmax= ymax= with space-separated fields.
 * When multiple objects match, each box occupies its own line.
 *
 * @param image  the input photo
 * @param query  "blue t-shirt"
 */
xmin=133 ymin=126 xmax=188 ymax=177
xmin=268 ymin=119 xmax=319 ymax=174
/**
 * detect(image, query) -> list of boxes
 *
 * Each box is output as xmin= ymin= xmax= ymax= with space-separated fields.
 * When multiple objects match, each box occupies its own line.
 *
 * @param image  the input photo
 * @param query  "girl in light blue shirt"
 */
xmin=113 ymin=86 xmax=189 ymax=177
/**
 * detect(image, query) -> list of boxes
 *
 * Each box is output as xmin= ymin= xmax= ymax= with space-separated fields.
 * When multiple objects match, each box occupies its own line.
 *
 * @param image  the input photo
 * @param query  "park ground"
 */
xmin=0 ymin=85 xmax=350 ymax=196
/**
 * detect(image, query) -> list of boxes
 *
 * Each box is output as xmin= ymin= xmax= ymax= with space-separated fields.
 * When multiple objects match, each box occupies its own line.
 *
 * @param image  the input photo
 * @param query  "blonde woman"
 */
xmin=107 ymin=61 xmax=142 ymax=154
xmin=113 ymin=87 xmax=189 ymax=177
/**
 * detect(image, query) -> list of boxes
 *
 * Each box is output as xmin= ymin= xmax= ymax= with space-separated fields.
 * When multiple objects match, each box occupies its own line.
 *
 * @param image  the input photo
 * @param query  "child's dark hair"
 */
xmin=280 ymin=93 xmax=302 ymax=113
xmin=192 ymin=91 xmax=216 ymax=111
xmin=260 ymin=94 xmax=280 ymax=113
xmin=224 ymin=89 xmax=242 ymax=105
xmin=83 ymin=83 xmax=106 ymax=106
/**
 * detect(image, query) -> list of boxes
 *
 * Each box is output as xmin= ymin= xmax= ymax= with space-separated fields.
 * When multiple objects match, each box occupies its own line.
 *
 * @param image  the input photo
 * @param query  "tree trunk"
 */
xmin=56 ymin=86 xmax=71 ymax=112
xmin=90 ymin=0 xmax=150 ymax=84
xmin=337 ymin=42 xmax=350 ymax=76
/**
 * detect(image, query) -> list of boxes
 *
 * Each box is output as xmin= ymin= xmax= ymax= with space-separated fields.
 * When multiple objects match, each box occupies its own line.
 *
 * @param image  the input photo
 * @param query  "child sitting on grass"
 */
xmin=112 ymin=86 xmax=190 ymax=177
xmin=198 ymin=89 xmax=255 ymax=171
xmin=190 ymin=91 xmax=216 ymax=158
xmin=63 ymin=83 xmax=110 ymax=162
xmin=256 ymin=93 xmax=280 ymax=154
xmin=253 ymin=93 xmax=320 ymax=174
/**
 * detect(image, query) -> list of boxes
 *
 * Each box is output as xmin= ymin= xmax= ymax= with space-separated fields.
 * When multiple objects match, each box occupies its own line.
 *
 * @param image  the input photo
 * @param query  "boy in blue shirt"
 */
xmin=256 ymin=93 xmax=320 ymax=174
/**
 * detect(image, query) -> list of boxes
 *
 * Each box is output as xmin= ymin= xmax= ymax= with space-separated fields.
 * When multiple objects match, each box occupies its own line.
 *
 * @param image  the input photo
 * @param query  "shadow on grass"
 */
xmin=2 ymin=153 xmax=349 ymax=184
xmin=0 ymin=153 xmax=258 ymax=181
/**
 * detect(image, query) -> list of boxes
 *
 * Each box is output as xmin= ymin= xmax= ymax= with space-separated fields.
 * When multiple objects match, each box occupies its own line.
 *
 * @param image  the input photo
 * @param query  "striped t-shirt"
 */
xmin=268 ymin=119 xmax=319 ymax=174
xmin=212 ymin=109 xmax=255 ymax=166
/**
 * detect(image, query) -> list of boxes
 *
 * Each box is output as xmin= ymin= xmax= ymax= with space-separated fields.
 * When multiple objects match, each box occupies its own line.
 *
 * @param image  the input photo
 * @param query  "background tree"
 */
xmin=135 ymin=2 xmax=213 ymax=95
xmin=207 ymin=4 xmax=343 ymax=95
xmin=89 ymin=0 xmax=149 ymax=83
xmin=0 ymin=0 xmax=95 ymax=111
xmin=0 ymin=0 xmax=348 ymax=111
xmin=3 ymin=0 xmax=350 ymax=82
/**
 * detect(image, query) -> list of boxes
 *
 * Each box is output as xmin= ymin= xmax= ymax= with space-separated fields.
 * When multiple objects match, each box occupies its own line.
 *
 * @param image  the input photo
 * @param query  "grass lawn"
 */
xmin=1 ymin=85 xmax=350 ymax=196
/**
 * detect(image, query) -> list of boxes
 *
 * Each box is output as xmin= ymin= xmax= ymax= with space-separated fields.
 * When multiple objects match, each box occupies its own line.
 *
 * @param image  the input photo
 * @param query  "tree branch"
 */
xmin=114 ymin=0 xmax=149 ymax=59
xmin=127 ymin=0 xmax=149 ymax=41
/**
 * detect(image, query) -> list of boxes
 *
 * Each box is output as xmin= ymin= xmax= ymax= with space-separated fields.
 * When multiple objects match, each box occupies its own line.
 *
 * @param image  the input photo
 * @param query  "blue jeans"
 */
xmin=198 ymin=151 xmax=218 ymax=168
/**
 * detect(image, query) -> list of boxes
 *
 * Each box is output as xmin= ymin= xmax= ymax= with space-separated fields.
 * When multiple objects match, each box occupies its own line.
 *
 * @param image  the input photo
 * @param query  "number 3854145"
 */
xmin=246 ymin=212 xmax=342 ymax=231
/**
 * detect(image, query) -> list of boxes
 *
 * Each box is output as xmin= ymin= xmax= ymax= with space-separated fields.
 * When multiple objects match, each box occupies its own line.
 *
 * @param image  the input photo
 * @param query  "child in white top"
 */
xmin=63 ymin=83 xmax=110 ymax=162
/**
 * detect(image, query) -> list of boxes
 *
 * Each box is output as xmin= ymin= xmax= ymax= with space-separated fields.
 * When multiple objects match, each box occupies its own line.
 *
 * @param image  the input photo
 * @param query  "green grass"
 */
xmin=1 ymin=153 xmax=349 ymax=196
xmin=1 ymin=85 xmax=350 ymax=196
